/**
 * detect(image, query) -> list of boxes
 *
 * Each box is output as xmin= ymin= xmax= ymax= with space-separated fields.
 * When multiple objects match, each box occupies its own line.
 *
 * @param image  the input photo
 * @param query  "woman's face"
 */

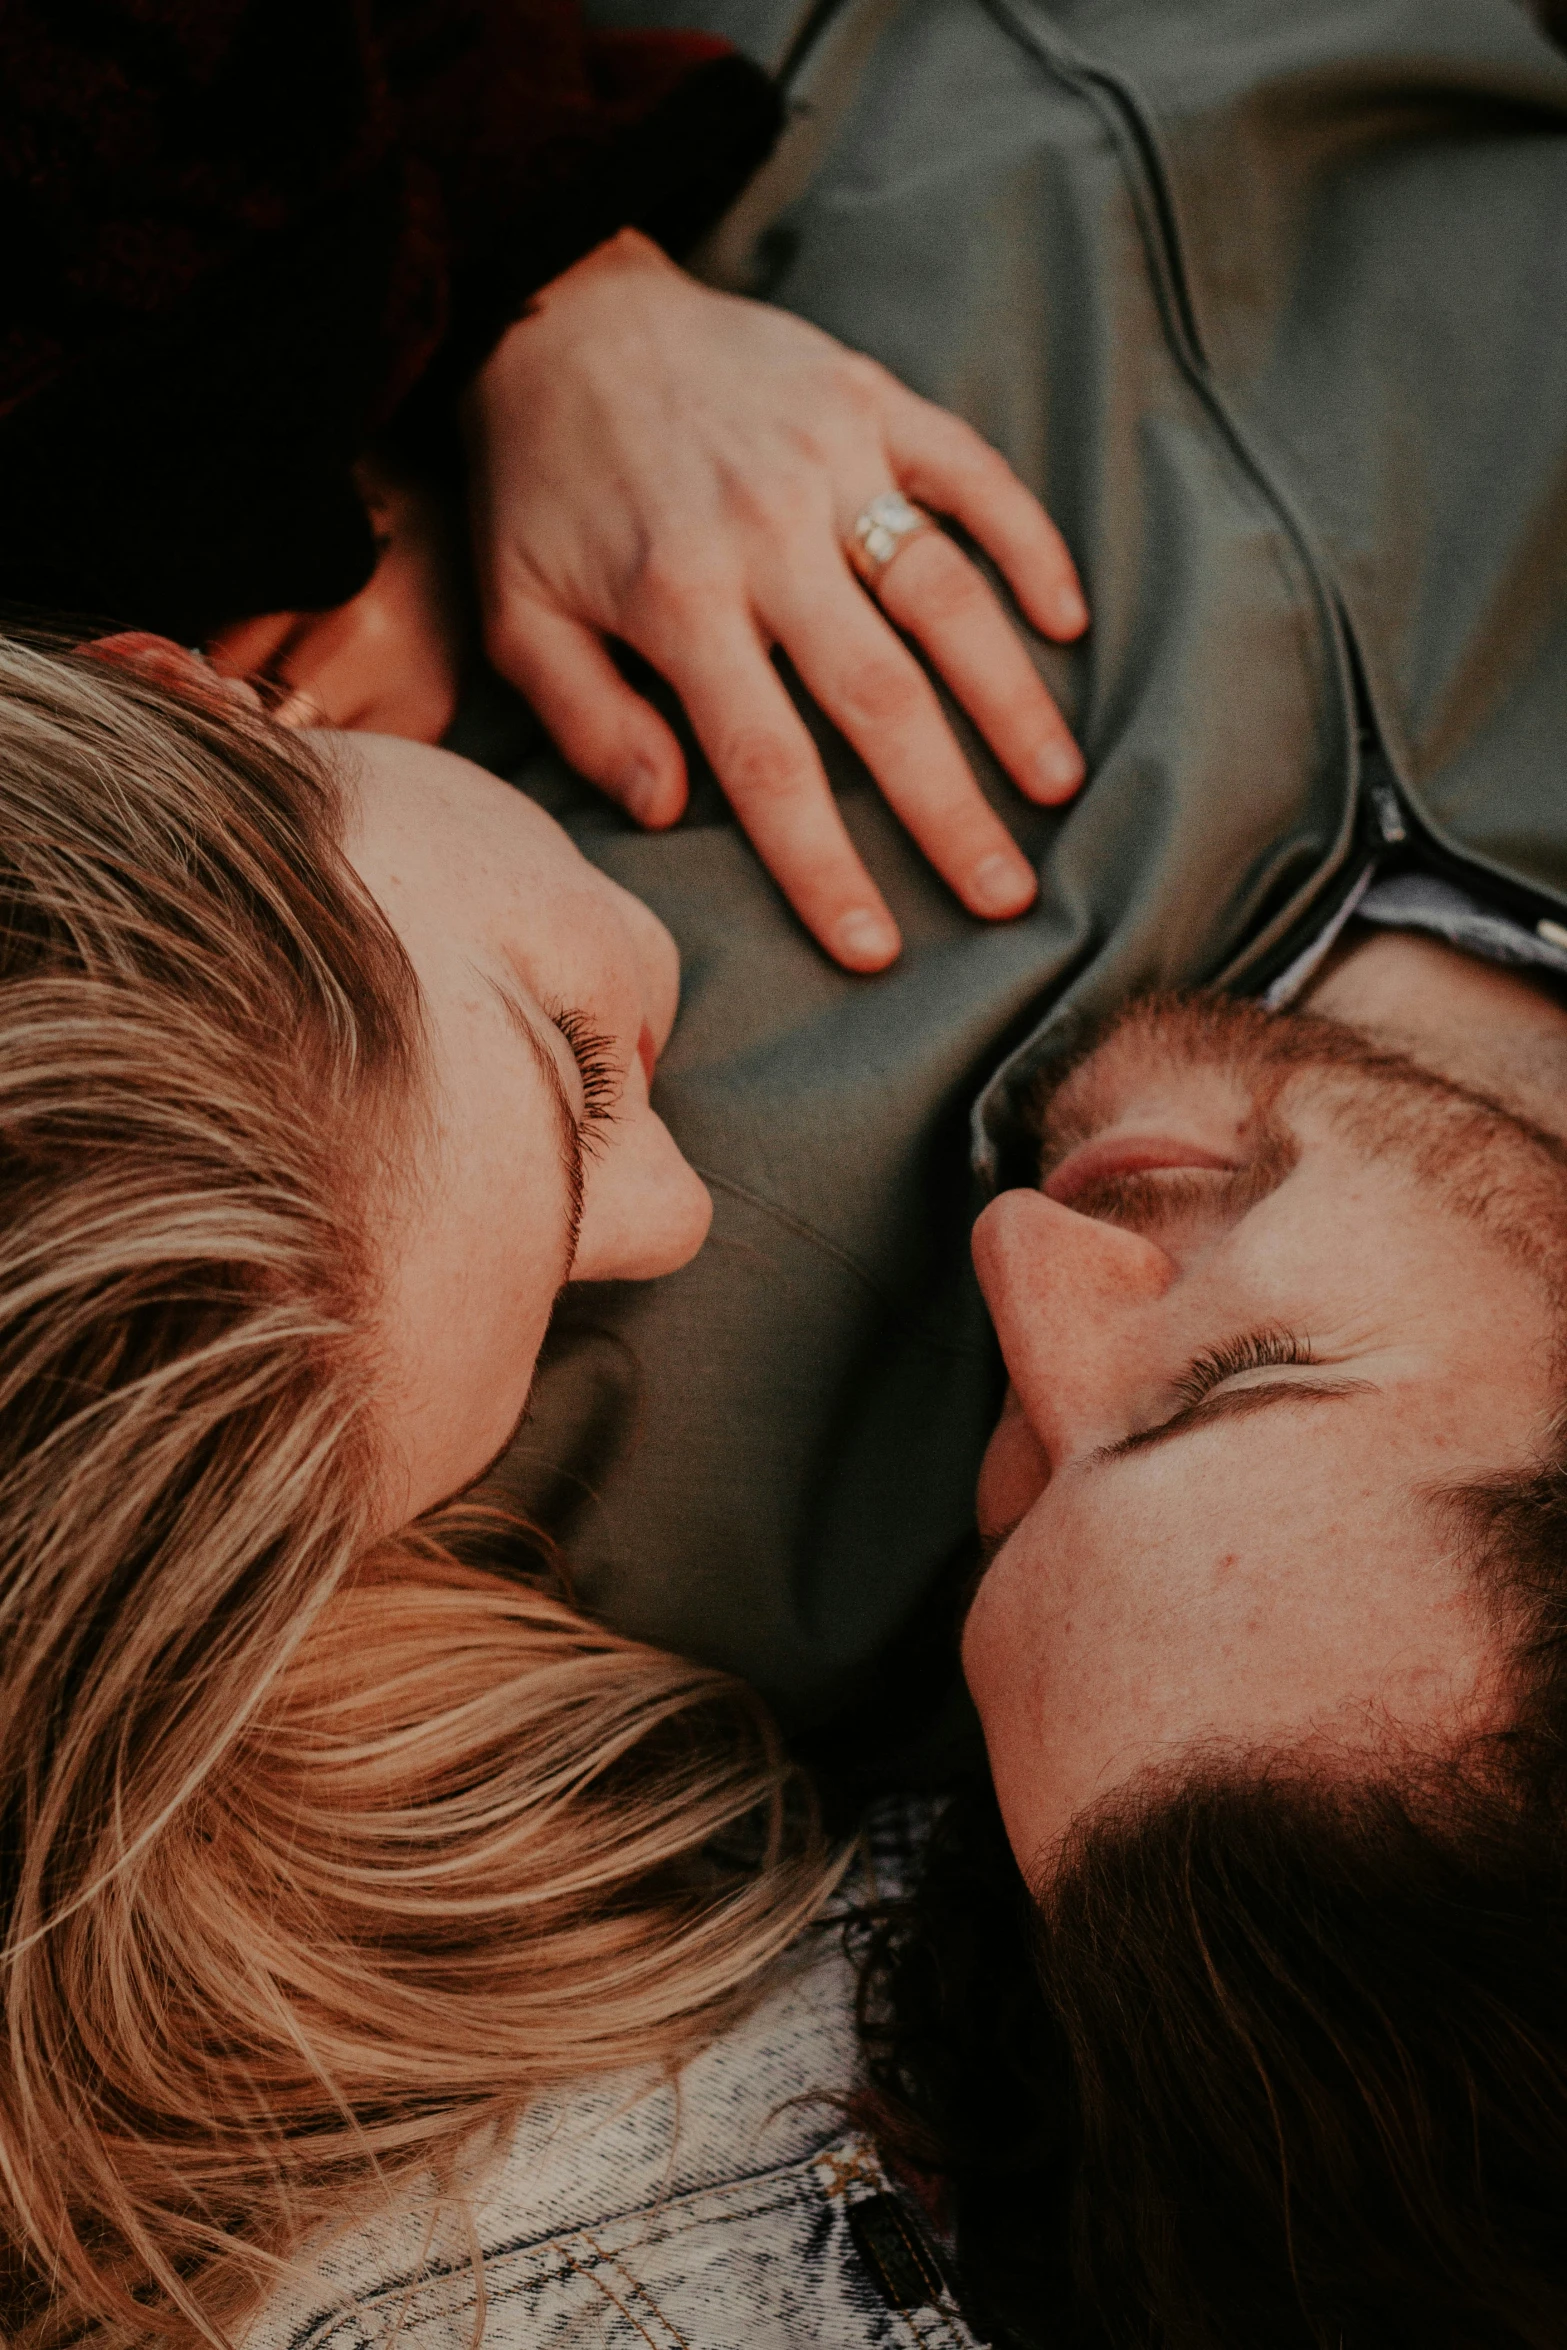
xmin=335 ymin=733 xmax=711 ymax=1528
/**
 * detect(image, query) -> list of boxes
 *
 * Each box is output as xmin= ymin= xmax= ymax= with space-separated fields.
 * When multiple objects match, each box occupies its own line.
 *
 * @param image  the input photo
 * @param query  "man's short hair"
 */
xmin=856 ymin=1451 xmax=1567 ymax=2348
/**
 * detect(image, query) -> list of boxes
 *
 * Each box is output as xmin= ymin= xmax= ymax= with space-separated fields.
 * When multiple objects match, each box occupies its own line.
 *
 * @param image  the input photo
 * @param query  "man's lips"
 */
xmin=1043 ymin=1132 xmax=1240 ymax=1206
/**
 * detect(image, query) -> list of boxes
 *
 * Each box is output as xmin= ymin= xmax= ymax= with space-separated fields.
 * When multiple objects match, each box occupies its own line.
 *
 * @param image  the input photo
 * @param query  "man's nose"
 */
xmin=971 ymin=1187 xmax=1175 ymax=1463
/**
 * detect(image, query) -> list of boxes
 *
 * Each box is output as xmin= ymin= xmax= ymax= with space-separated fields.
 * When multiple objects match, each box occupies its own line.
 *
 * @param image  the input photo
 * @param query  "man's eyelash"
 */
xmin=1172 ymin=1329 xmax=1317 ymax=1408
xmin=548 ymin=1004 xmax=620 ymax=1138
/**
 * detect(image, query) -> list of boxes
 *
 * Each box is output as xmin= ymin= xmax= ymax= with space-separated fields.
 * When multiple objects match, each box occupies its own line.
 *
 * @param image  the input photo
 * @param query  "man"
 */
xmin=857 ymin=918 xmax=1567 ymax=2344
xmin=970 ymin=932 xmax=1567 ymax=1865
xmin=482 ymin=0 xmax=1567 ymax=1744
xmin=468 ymin=9 xmax=1567 ymax=2316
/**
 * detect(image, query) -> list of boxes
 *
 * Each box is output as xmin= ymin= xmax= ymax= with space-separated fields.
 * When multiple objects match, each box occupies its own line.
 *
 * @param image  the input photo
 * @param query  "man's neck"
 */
xmin=1304 ymin=926 xmax=1567 ymax=1142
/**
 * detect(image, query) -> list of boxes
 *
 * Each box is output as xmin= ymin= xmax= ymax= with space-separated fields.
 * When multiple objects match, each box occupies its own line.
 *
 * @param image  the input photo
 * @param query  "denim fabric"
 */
xmin=1266 ymin=866 xmax=1567 ymax=1008
xmin=1355 ymin=873 xmax=1567 ymax=985
xmin=249 ymin=1826 xmax=976 ymax=2350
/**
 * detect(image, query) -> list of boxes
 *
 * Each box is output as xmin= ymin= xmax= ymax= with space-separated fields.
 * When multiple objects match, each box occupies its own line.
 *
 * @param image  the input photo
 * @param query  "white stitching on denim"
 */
xmin=552 ymin=2239 xmax=669 ymax=2350
xmin=577 ymin=2229 xmax=694 ymax=2350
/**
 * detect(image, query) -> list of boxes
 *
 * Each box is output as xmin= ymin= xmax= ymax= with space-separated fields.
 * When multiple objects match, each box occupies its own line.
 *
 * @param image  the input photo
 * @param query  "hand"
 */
xmin=208 ymin=468 xmax=463 ymax=743
xmin=464 ymin=229 xmax=1089 ymax=970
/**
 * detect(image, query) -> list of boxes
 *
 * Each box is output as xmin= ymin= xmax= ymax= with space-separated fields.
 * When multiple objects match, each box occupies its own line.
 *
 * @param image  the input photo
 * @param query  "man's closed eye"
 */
xmin=1096 ymin=1330 xmax=1376 ymax=1463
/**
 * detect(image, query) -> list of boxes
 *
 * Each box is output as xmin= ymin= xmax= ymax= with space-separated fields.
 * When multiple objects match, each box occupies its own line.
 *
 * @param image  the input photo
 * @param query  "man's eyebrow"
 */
xmin=484 ymin=973 xmax=584 ymax=1283
xmin=1091 ymin=1374 xmax=1376 ymax=1464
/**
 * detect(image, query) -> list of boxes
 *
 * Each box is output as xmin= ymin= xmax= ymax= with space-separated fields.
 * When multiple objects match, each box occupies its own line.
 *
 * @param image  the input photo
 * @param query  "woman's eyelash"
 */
xmin=1172 ymin=1329 xmax=1316 ymax=1408
xmin=548 ymin=1004 xmax=621 ymax=1139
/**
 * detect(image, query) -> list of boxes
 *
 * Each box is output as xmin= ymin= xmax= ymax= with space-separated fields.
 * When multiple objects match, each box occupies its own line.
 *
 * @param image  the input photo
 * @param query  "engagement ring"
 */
xmin=847 ymin=489 xmax=938 ymax=588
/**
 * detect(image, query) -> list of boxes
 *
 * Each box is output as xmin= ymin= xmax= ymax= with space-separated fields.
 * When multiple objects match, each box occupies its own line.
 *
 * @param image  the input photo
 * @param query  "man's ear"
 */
xmin=87 ymin=631 xmax=264 ymax=713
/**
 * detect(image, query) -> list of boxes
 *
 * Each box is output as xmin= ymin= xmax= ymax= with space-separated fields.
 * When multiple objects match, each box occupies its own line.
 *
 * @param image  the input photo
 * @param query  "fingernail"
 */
xmin=836 ymin=909 xmax=899 ymax=967
xmin=1057 ymin=587 xmax=1089 ymax=633
xmin=620 ymin=754 xmax=663 ymax=823
xmin=1035 ymin=739 xmax=1085 ymax=797
xmin=970 ymin=852 xmax=1035 ymax=918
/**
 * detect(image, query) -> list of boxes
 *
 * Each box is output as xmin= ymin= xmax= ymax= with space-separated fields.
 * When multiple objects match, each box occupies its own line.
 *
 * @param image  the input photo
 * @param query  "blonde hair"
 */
xmin=0 ymin=641 xmax=831 ymax=2346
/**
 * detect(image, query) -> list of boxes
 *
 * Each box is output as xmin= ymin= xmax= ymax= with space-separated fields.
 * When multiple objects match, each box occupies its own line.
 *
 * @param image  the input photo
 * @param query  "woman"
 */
xmin=0 ymin=635 xmax=837 ymax=2344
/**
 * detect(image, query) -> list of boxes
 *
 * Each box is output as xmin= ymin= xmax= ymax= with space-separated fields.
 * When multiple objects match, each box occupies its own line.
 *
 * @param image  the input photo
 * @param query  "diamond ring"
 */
xmin=846 ymin=490 xmax=939 ymax=590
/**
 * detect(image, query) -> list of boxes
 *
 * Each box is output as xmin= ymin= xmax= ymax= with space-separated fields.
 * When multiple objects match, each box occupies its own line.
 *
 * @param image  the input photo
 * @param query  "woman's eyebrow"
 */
xmin=485 ymin=972 xmax=585 ymax=1282
xmin=1091 ymin=1374 xmax=1376 ymax=1464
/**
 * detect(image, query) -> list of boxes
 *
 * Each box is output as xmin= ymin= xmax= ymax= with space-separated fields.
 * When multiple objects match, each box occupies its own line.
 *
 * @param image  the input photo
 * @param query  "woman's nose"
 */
xmin=971 ymin=1187 xmax=1175 ymax=1462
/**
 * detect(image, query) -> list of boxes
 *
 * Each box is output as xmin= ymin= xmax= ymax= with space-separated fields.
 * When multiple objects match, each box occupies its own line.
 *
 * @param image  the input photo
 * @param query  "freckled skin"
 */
xmin=965 ymin=936 xmax=1567 ymax=1876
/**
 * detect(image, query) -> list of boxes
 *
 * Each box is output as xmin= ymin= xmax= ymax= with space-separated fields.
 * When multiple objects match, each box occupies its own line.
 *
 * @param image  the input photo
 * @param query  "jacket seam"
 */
xmin=286 ymin=2138 xmax=876 ymax=2345
xmin=969 ymin=0 xmax=1364 ymax=976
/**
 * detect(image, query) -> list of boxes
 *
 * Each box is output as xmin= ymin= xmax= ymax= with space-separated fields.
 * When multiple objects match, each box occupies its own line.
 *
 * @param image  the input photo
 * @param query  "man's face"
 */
xmin=964 ymin=996 xmax=1567 ymax=1878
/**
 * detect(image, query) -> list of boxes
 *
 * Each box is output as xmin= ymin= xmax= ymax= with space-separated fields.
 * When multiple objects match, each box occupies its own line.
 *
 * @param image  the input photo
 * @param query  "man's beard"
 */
xmin=1020 ymin=990 xmax=1567 ymax=1304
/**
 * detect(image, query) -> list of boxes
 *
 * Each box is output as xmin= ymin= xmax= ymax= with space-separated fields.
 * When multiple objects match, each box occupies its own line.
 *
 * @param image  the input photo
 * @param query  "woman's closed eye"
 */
xmin=548 ymin=1002 xmax=621 ymax=1147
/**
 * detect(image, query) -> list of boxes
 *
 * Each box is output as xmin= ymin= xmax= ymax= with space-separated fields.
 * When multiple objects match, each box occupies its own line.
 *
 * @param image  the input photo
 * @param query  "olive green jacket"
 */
xmin=463 ymin=0 xmax=1567 ymax=1718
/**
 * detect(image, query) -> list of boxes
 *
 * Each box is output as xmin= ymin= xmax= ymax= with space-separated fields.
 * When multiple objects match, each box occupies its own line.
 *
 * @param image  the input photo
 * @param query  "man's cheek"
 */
xmin=976 ymin=1384 xmax=1051 ymax=1543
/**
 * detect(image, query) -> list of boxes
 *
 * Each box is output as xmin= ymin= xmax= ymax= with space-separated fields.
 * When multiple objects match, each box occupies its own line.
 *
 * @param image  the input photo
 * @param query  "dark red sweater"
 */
xmin=0 ymin=0 xmax=781 ymax=640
